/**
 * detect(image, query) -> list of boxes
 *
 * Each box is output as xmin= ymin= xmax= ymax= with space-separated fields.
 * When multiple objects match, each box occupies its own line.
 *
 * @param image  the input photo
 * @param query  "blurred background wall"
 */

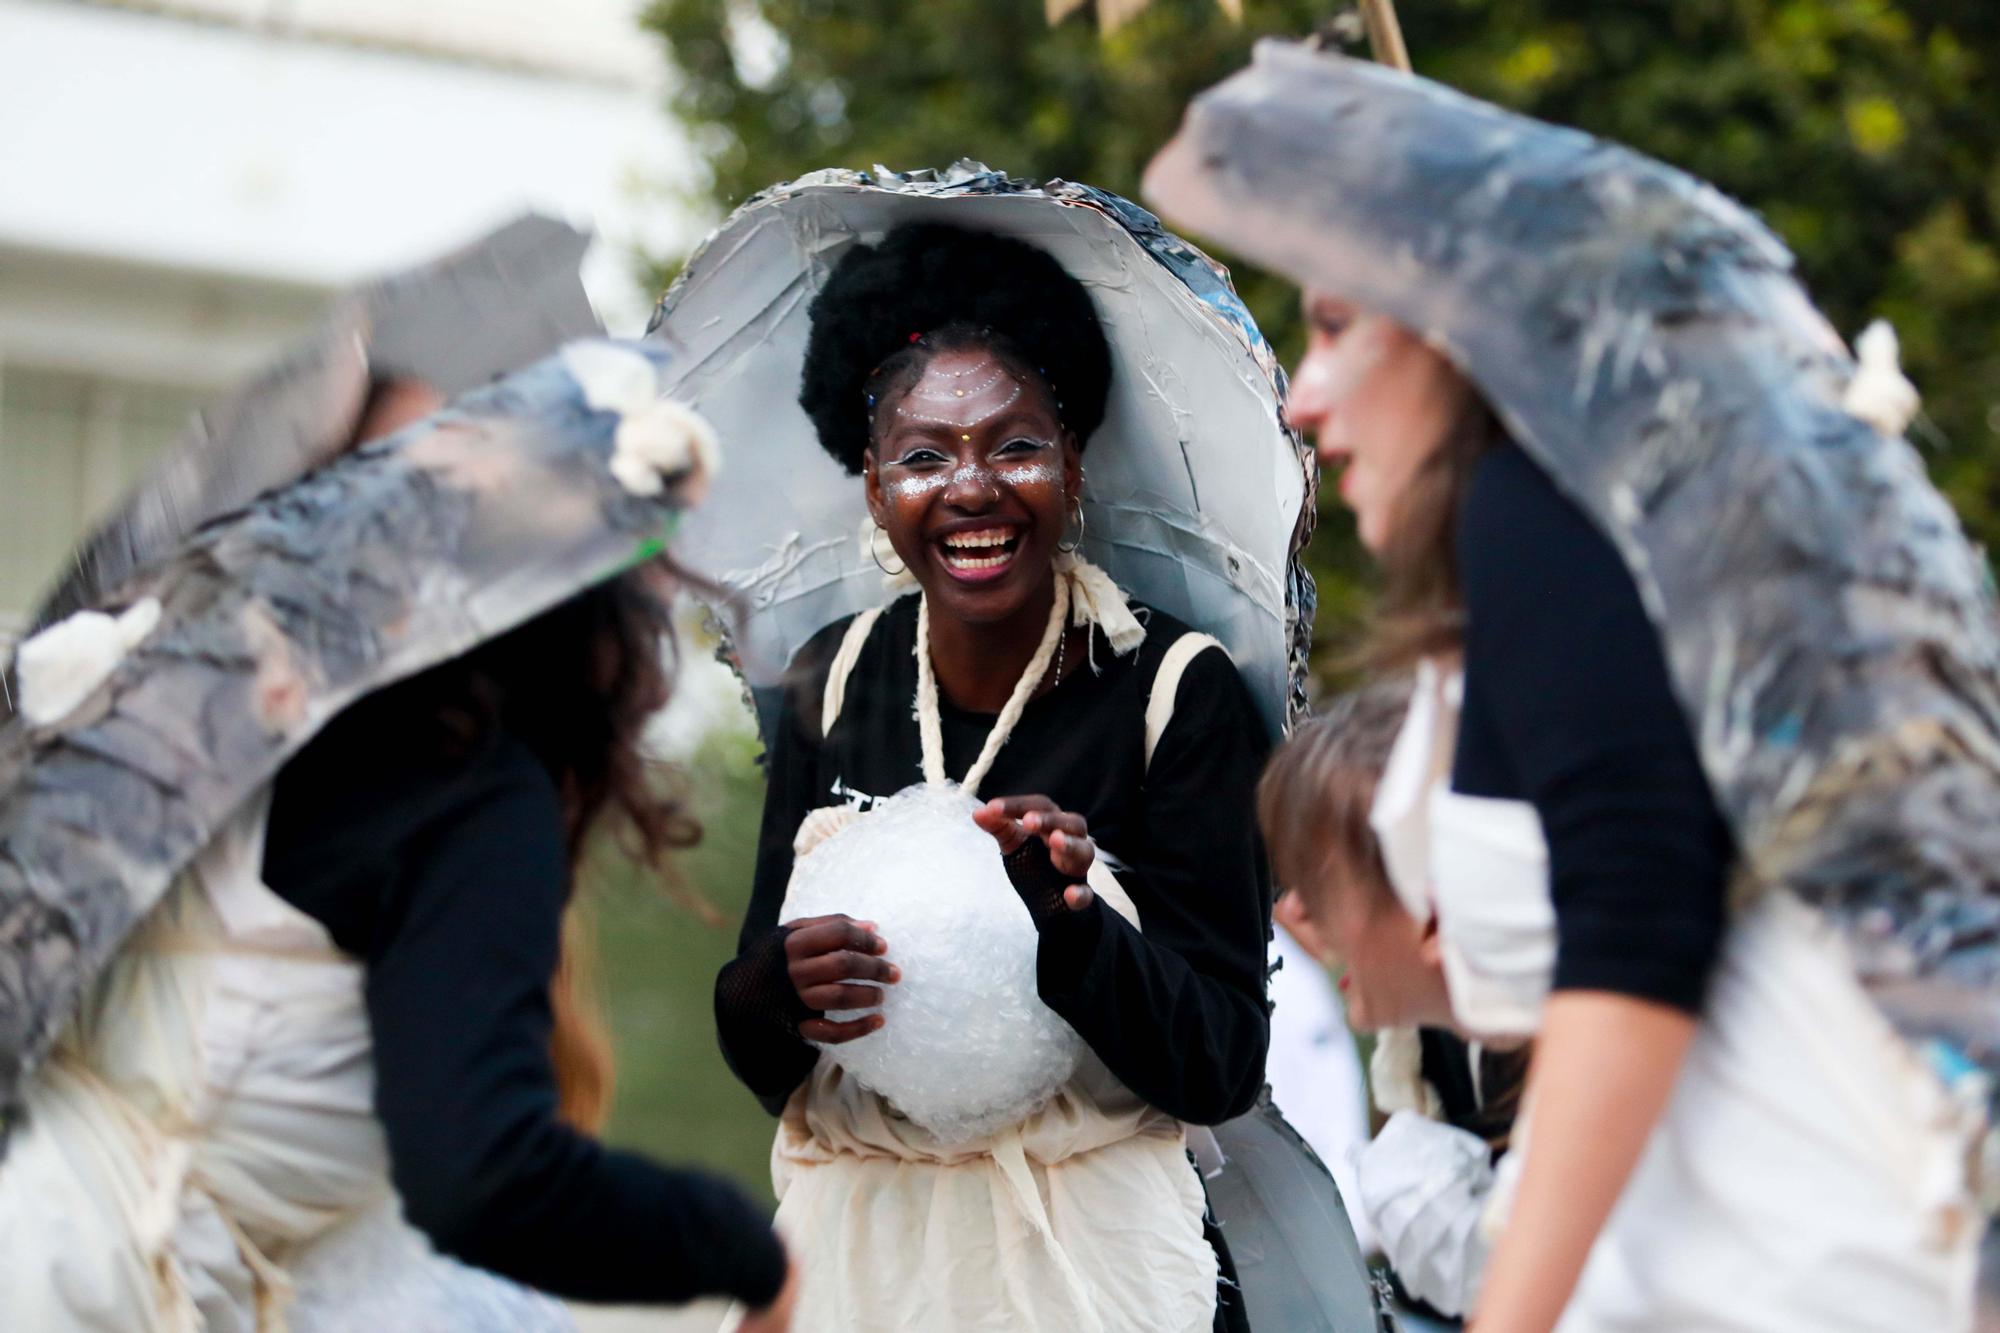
xmin=0 ymin=0 xmax=706 ymax=641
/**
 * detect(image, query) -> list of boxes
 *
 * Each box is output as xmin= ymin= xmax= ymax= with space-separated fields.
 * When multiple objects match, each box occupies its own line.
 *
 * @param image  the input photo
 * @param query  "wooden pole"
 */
xmin=1358 ymin=0 xmax=1413 ymax=72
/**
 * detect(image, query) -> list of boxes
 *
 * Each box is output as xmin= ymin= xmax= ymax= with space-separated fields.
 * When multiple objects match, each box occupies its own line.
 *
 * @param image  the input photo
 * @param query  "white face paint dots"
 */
xmin=894 ymin=364 xmax=1026 ymax=434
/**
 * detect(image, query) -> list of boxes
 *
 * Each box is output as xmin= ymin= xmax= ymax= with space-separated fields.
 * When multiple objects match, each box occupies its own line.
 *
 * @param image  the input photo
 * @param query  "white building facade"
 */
xmin=0 ymin=0 xmax=705 ymax=638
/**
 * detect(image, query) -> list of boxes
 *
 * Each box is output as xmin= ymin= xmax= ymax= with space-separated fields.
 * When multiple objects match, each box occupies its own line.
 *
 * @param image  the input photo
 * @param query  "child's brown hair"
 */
xmin=1262 ymin=679 xmax=1533 ymax=1154
xmin=1257 ymin=678 xmax=1414 ymax=911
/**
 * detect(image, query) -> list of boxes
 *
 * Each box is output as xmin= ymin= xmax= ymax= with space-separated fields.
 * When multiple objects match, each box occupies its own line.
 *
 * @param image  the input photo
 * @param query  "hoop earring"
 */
xmin=1057 ymin=499 xmax=1086 ymax=554
xmin=870 ymin=523 xmax=907 ymax=576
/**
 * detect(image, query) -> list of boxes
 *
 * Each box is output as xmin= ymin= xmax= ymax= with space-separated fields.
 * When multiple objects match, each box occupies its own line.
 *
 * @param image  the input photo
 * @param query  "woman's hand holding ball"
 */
xmin=782 ymin=915 xmax=899 ymax=1044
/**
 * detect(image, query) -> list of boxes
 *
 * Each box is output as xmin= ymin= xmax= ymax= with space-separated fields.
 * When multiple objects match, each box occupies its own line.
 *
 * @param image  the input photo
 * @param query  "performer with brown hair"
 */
xmin=1150 ymin=42 xmax=1995 ymax=1332
xmin=0 ymin=341 xmax=795 ymax=1331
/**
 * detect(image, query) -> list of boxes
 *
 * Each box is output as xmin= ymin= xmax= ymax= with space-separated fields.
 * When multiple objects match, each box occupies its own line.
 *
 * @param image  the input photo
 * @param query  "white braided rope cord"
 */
xmin=915 ymin=573 xmax=1071 ymax=797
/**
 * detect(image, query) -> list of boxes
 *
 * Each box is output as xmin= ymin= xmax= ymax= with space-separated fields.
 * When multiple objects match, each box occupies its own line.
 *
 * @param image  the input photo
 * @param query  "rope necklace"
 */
xmin=915 ymin=574 xmax=1071 ymax=798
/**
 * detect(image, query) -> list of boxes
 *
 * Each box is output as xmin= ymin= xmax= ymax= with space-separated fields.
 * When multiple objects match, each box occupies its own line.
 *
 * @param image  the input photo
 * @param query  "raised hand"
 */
xmin=974 ymin=794 xmax=1096 ymax=914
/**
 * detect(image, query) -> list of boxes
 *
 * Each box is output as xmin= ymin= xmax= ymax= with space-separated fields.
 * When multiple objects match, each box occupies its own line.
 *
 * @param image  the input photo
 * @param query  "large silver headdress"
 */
xmin=1147 ymin=42 xmax=2000 ymax=1092
xmin=647 ymin=163 xmax=1315 ymax=738
xmin=0 ymin=339 xmax=710 ymax=1129
xmin=27 ymin=214 xmax=601 ymax=635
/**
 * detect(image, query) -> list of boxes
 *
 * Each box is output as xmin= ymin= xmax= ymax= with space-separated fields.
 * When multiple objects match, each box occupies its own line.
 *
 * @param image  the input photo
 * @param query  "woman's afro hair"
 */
xmin=798 ymin=222 xmax=1112 ymax=474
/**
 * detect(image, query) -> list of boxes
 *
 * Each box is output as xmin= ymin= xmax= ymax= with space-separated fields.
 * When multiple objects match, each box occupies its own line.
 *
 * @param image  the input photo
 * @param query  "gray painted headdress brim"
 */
xmin=0 ymin=340 xmax=698 ymax=1128
xmin=1146 ymin=42 xmax=2000 ymax=1087
xmin=648 ymin=163 xmax=1316 ymax=738
xmin=28 ymin=214 xmax=601 ymax=635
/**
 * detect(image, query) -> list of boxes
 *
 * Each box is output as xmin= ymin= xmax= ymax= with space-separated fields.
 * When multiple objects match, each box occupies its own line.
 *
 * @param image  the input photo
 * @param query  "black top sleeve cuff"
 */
xmin=717 ymin=924 xmax=817 ymax=1036
xmin=1002 ymin=837 xmax=1078 ymax=928
xmin=1551 ymin=920 xmax=1720 ymax=1014
xmin=1033 ymin=893 xmax=1111 ymax=1000
xmin=714 ymin=926 xmax=821 ymax=1110
xmin=1003 ymin=838 xmax=1104 ymax=984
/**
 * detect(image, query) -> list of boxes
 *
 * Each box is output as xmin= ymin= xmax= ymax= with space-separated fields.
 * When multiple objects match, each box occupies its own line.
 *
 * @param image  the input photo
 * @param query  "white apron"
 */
xmin=0 ymin=798 xmax=569 ymax=1332
xmin=1373 ymin=661 xmax=1985 ymax=1332
xmin=766 ymin=863 xmax=1216 ymax=1333
xmin=737 ymin=580 xmax=1223 ymax=1332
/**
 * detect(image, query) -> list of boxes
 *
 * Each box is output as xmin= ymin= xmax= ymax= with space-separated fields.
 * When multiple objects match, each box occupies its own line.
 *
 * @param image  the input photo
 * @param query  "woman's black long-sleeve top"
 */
xmin=262 ymin=687 xmax=787 ymax=1308
xmin=1453 ymin=441 xmax=1736 ymax=1014
xmin=714 ymin=597 xmax=1274 ymax=1125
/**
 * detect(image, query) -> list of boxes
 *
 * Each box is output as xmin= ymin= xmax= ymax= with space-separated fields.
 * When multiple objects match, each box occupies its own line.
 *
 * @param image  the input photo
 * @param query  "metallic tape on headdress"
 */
xmin=648 ymin=163 xmax=1315 ymax=740
xmin=1147 ymin=42 xmax=2000 ymax=1094
xmin=0 ymin=340 xmax=709 ymax=1133
xmin=28 ymin=214 xmax=601 ymax=635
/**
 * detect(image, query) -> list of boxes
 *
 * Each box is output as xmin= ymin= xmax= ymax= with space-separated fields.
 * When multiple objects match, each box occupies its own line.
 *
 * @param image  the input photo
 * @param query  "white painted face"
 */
xmin=1283 ymin=292 xmax=1474 ymax=554
xmin=864 ymin=346 xmax=1081 ymax=628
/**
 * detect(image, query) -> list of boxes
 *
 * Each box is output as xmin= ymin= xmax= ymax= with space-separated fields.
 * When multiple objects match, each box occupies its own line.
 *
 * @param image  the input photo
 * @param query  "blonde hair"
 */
xmin=550 ymin=903 xmax=616 ymax=1131
xmin=1257 ymin=679 xmax=1414 ymax=913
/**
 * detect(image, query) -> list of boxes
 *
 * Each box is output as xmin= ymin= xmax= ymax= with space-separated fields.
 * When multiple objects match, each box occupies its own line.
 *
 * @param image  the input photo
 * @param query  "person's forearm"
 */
xmin=1470 ymin=991 xmax=1697 ymax=1333
xmin=714 ymin=939 xmax=819 ymax=1111
xmin=410 ymin=1137 xmax=788 ymax=1305
xmin=1035 ymin=900 xmax=1269 ymax=1124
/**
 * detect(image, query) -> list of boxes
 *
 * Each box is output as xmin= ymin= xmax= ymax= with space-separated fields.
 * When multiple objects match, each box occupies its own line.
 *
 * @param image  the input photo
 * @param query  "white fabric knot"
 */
xmin=1368 ymin=1026 xmax=1444 ymax=1119
xmin=560 ymin=341 xmax=720 ymax=497
xmin=1356 ymin=1110 xmax=1495 ymax=1316
xmin=793 ymin=804 xmax=863 ymax=857
xmin=1843 ymin=320 xmax=1920 ymax=438
xmin=15 ymin=598 xmax=162 ymax=726
xmin=1055 ymin=552 xmax=1145 ymax=657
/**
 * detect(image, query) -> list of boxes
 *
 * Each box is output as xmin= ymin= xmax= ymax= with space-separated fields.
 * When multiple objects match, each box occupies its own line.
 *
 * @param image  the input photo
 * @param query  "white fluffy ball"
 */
xmin=779 ymin=783 xmax=1083 ymax=1144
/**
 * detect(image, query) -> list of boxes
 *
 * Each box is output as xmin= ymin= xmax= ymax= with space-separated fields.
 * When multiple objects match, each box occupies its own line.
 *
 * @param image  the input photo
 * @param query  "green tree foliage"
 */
xmin=1410 ymin=1 xmax=2000 ymax=548
xmin=641 ymin=0 xmax=2000 ymax=671
xmin=640 ymin=0 xmax=1328 ymax=348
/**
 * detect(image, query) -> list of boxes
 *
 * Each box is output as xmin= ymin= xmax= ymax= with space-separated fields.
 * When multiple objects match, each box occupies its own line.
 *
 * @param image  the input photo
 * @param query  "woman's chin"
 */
xmin=1355 ymin=510 xmax=1394 ymax=555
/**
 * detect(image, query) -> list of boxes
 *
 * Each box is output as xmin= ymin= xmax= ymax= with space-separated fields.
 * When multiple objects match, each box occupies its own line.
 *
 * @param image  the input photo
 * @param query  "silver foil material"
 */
xmin=1147 ymin=42 xmax=2000 ymax=1098
xmin=27 ymin=215 xmax=600 ymax=636
xmin=647 ymin=163 xmax=1317 ymax=739
xmin=0 ymin=341 xmax=695 ymax=1131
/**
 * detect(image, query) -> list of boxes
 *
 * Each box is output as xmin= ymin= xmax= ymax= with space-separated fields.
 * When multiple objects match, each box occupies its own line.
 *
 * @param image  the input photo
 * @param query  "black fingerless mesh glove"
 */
xmin=715 ymin=925 xmax=817 ymax=1037
xmin=1003 ymin=838 xmax=1082 ymax=932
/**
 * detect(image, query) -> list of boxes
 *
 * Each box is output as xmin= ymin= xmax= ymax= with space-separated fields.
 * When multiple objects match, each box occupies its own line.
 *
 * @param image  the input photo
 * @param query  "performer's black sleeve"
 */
xmin=713 ymin=627 xmax=843 ymax=1115
xmin=1027 ymin=645 xmax=1273 ymax=1125
xmin=1455 ymin=443 xmax=1733 ymax=1014
xmin=266 ymin=726 xmax=786 ymax=1308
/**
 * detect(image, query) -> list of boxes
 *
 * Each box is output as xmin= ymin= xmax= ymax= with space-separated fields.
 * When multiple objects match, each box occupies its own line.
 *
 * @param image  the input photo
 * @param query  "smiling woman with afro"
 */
xmin=716 ymin=213 xmax=1273 ymax=1333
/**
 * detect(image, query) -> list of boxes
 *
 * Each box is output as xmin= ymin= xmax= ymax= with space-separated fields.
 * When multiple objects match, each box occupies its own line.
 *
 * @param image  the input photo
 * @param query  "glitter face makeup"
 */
xmin=865 ymin=347 xmax=1079 ymax=627
xmin=1285 ymin=296 xmax=1474 ymax=554
xmin=993 ymin=458 xmax=1063 ymax=489
xmin=882 ymin=469 xmax=952 ymax=501
xmin=895 ymin=377 xmax=1025 ymax=429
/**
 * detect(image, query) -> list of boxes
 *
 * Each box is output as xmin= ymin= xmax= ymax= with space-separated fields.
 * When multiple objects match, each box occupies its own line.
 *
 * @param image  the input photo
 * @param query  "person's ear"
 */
xmin=863 ymin=448 xmax=886 ymax=527
xmin=1063 ymin=433 xmax=1084 ymax=495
